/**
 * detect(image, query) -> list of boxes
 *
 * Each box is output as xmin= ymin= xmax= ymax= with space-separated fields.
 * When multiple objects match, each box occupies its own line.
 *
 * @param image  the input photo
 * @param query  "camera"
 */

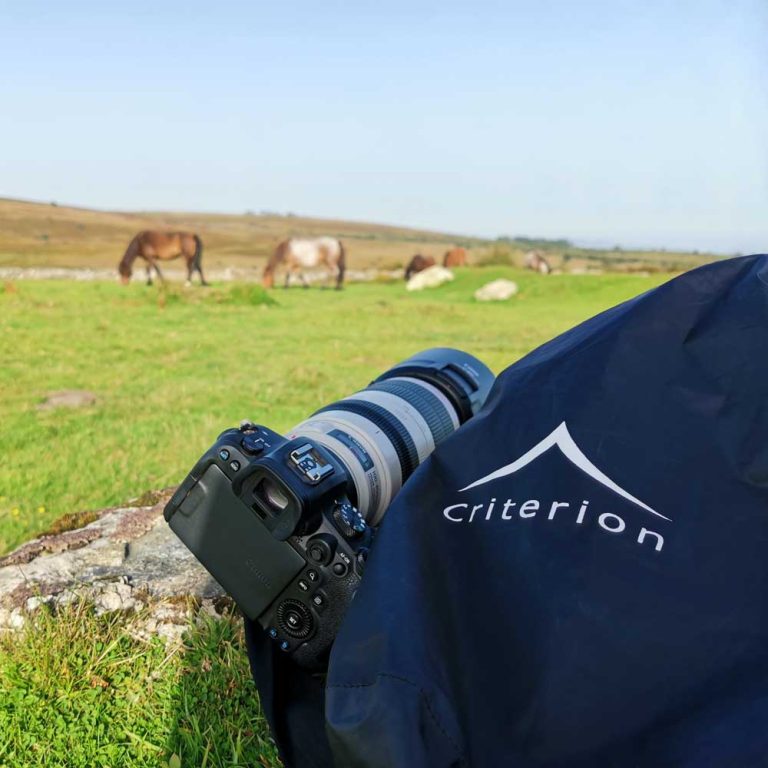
xmin=164 ymin=348 xmax=494 ymax=668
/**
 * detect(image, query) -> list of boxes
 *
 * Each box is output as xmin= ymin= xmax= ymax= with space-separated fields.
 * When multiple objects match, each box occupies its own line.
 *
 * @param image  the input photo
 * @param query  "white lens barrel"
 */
xmin=290 ymin=374 xmax=461 ymax=523
xmin=287 ymin=414 xmax=399 ymax=525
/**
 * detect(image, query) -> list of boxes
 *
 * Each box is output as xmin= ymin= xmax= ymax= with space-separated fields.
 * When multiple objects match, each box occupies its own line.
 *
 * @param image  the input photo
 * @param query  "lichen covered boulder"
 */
xmin=0 ymin=492 xmax=227 ymax=642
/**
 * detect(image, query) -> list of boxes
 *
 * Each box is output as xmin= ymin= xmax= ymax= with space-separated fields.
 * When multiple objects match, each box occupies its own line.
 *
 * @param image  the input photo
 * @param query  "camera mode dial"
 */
xmin=333 ymin=502 xmax=368 ymax=540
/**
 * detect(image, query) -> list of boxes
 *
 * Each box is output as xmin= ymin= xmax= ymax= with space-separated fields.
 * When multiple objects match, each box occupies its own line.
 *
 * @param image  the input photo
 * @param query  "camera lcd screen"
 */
xmin=168 ymin=463 xmax=305 ymax=620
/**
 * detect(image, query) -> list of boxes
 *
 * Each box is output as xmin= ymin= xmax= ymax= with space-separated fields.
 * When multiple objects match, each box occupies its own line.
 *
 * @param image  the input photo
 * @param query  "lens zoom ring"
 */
xmin=313 ymin=400 xmax=419 ymax=482
xmin=367 ymin=379 xmax=456 ymax=446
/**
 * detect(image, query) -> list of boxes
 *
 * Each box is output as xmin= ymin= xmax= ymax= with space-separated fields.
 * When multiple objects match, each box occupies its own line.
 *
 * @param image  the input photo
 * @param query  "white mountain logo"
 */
xmin=460 ymin=422 xmax=670 ymax=522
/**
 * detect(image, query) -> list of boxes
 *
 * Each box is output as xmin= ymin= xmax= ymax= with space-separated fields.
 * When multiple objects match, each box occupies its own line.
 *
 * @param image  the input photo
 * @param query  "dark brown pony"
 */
xmin=404 ymin=254 xmax=436 ymax=281
xmin=443 ymin=247 xmax=467 ymax=268
xmin=262 ymin=237 xmax=346 ymax=289
xmin=118 ymin=231 xmax=208 ymax=286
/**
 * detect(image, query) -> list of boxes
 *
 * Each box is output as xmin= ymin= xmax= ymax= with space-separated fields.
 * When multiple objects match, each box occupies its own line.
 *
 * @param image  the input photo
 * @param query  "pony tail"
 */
xmin=193 ymin=234 xmax=203 ymax=270
xmin=336 ymin=240 xmax=346 ymax=289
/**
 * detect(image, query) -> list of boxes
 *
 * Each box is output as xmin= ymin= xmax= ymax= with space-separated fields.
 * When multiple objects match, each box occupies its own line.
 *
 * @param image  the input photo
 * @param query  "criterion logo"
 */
xmin=443 ymin=422 xmax=670 ymax=552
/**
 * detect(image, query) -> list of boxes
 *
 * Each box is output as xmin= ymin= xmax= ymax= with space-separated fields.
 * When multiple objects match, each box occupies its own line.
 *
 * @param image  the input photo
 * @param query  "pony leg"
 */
xmin=145 ymin=260 xmax=153 ymax=286
xmin=335 ymin=243 xmax=345 ymax=290
xmin=300 ymin=271 xmax=309 ymax=289
xmin=185 ymin=259 xmax=193 ymax=288
xmin=153 ymin=260 xmax=165 ymax=284
xmin=324 ymin=261 xmax=334 ymax=290
xmin=198 ymin=264 xmax=209 ymax=286
xmin=284 ymin=270 xmax=291 ymax=289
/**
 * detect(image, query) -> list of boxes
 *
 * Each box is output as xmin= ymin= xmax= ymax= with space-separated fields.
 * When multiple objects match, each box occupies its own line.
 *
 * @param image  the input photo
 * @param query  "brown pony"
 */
xmin=404 ymin=254 xmax=436 ymax=281
xmin=118 ymin=231 xmax=208 ymax=286
xmin=262 ymin=237 xmax=346 ymax=289
xmin=443 ymin=247 xmax=467 ymax=268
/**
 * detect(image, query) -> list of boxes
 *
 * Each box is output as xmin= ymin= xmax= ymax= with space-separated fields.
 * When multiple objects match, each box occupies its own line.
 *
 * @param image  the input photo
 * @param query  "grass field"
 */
xmin=0 ymin=269 xmax=672 ymax=553
xmin=0 ymin=603 xmax=280 ymax=767
xmin=1 ymin=268 xmax=675 ymax=766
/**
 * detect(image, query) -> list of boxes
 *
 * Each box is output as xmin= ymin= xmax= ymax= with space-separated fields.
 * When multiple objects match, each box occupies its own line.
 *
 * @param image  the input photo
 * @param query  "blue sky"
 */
xmin=1 ymin=1 xmax=766 ymax=252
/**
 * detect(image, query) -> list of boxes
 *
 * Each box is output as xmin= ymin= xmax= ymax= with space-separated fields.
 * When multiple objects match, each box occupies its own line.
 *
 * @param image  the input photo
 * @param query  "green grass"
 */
xmin=0 ymin=269 xmax=671 ymax=553
xmin=0 ymin=269 xmax=673 ymax=766
xmin=0 ymin=600 xmax=281 ymax=767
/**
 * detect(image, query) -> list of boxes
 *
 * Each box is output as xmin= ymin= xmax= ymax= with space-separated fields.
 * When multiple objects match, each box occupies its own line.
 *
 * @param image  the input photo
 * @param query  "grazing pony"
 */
xmin=443 ymin=247 xmax=467 ymax=268
xmin=524 ymin=250 xmax=552 ymax=275
xmin=262 ymin=237 xmax=346 ymax=289
xmin=118 ymin=231 xmax=208 ymax=286
xmin=404 ymin=254 xmax=436 ymax=281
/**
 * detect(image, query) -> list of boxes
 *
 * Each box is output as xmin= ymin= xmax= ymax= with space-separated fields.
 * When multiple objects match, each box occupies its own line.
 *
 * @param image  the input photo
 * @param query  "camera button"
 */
xmin=279 ymin=640 xmax=290 ymax=652
xmin=306 ymin=569 xmax=319 ymax=583
xmin=286 ymin=612 xmax=302 ymax=629
xmin=307 ymin=536 xmax=335 ymax=565
xmin=241 ymin=434 xmax=266 ymax=454
xmin=308 ymin=547 xmax=324 ymax=563
xmin=297 ymin=579 xmax=310 ymax=592
xmin=218 ymin=449 xmax=230 ymax=461
xmin=332 ymin=562 xmax=348 ymax=577
xmin=229 ymin=460 xmax=241 ymax=472
xmin=311 ymin=593 xmax=327 ymax=613
xmin=268 ymin=628 xmax=278 ymax=639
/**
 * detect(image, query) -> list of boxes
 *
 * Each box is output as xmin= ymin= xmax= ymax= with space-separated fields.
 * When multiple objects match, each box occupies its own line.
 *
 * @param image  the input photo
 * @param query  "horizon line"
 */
xmin=0 ymin=193 xmax=739 ymax=256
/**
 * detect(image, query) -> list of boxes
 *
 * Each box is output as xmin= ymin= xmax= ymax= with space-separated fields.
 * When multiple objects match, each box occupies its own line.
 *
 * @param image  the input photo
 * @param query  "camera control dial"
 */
xmin=333 ymin=502 xmax=368 ymax=539
xmin=277 ymin=599 xmax=313 ymax=639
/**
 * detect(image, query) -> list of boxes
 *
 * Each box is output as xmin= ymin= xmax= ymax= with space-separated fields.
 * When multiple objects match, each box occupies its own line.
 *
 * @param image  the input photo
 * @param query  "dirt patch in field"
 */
xmin=38 ymin=389 xmax=97 ymax=410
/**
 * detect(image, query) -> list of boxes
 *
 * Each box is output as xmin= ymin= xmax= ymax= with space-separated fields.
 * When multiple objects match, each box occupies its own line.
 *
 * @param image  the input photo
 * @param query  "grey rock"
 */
xmin=0 ymin=492 xmax=228 ymax=640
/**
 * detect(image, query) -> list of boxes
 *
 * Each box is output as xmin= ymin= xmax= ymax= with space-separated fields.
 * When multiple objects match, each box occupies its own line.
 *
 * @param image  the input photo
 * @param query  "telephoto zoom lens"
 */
xmin=287 ymin=348 xmax=494 ymax=525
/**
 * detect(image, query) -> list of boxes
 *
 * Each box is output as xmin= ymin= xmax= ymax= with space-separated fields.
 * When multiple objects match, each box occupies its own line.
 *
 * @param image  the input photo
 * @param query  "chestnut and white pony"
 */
xmin=524 ymin=250 xmax=552 ymax=275
xmin=262 ymin=237 xmax=346 ymax=289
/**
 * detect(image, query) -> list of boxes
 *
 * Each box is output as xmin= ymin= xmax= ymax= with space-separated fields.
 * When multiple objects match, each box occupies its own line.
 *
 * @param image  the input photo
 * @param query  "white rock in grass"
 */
xmin=406 ymin=265 xmax=454 ymax=291
xmin=474 ymin=279 xmax=519 ymax=302
xmin=9 ymin=609 xmax=25 ymax=629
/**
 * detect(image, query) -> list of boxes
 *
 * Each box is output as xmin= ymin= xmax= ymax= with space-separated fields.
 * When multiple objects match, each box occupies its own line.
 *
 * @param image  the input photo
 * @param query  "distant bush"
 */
xmin=220 ymin=284 xmax=277 ymax=307
xmin=476 ymin=242 xmax=516 ymax=266
xmin=497 ymin=235 xmax=572 ymax=250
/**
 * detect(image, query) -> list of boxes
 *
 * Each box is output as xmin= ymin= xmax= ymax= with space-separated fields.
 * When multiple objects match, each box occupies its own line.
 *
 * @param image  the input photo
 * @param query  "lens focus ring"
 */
xmin=367 ymin=379 xmax=455 ymax=446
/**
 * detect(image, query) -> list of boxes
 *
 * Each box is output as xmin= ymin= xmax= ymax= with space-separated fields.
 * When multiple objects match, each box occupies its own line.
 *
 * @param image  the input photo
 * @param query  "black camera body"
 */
xmin=164 ymin=423 xmax=373 ymax=669
xmin=165 ymin=348 xmax=495 ymax=669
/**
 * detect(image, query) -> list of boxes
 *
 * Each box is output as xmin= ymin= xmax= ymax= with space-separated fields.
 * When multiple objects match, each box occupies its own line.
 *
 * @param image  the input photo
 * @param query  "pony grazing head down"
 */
xmin=118 ymin=234 xmax=140 ymax=285
xmin=262 ymin=263 xmax=275 ymax=289
xmin=118 ymin=254 xmax=133 ymax=284
xmin=262 ymin=240 xmax=288 ymax=288
xmin=117 ymin=241 xmax=136 ymax=285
